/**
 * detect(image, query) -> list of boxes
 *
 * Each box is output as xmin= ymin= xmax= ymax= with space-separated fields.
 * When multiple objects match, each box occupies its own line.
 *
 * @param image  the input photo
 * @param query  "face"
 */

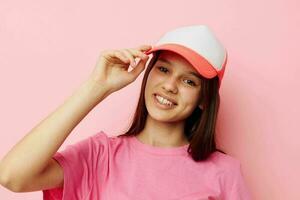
xmin=144 ymin=50 xmax=202 ymax=122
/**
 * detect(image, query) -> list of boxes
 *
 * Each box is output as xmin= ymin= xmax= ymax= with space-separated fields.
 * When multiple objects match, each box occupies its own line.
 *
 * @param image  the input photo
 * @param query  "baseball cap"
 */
xmin=144 ymin=25 xmax=228 ymax=89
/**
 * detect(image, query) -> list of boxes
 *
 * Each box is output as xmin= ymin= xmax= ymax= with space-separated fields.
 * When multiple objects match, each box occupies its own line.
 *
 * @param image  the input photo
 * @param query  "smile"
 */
xmin=153 ymin=94 xmax=177 ymax=109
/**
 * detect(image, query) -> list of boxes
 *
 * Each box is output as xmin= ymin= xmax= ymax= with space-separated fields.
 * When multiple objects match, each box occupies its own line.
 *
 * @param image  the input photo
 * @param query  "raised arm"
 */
xmin=0 ymin=45 xmax=151 ymax=192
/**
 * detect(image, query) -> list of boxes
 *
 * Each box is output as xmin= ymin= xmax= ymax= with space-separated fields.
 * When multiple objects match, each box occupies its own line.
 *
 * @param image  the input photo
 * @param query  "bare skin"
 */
xmin=137 ymin=51 xmax=203 ymax=148
xmin=0 ymin=44 xmax=151 ymax=192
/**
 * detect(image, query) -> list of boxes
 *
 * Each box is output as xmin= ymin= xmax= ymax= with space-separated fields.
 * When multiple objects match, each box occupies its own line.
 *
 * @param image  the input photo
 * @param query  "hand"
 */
xmin=88 ymin=44 xmax=152 ymax=94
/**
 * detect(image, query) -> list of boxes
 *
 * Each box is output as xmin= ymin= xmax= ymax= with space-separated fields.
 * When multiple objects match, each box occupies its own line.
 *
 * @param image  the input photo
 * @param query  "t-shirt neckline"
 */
xmin=130 ymin=135 xmax=189 ymax=156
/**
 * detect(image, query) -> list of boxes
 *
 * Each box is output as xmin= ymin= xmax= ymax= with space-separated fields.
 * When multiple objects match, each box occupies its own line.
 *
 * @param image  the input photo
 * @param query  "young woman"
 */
xmin=0 ymin=25 xmax=251 ymax=199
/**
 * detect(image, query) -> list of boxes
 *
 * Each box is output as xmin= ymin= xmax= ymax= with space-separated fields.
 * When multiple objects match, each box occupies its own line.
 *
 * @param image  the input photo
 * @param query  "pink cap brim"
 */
xmin=144 ymin=43 xmax=218 ymax=79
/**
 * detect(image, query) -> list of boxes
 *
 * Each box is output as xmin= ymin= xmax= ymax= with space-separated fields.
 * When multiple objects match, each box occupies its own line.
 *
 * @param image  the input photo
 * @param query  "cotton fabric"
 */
xmin=42 ymin=131 xmax=252 ymax=200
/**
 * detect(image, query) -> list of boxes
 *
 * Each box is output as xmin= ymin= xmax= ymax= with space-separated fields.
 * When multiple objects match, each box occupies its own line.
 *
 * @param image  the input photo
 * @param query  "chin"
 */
xmin=146 ymin=105 xmax=182 ymax=123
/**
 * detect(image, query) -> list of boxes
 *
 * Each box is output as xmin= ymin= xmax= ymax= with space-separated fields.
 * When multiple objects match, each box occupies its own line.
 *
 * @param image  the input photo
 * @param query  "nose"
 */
xmin=162 ymin=77 xmax=178 ymax=93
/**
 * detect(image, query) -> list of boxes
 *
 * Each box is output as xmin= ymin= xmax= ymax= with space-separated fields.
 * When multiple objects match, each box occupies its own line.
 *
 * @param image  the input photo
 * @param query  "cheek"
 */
xmin=180 ymin=89 xmax=200 ymax=106
xmin=146 ymin=71 xmax=164 ymax=90
xmin=144 ymin=73 xmax=157 ymax=99
xmin=149 ymin=69 xmax=164 ymax=81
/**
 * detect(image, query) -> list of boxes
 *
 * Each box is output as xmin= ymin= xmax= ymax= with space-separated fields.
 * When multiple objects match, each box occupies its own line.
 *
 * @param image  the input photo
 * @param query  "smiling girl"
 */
xmin=0 ymin=25 xmax=251 ymax=199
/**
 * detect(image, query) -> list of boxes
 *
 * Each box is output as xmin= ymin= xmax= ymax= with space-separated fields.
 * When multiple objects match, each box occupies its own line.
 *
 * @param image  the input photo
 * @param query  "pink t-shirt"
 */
xmin=42 ymin=131 xmax=252 ymax=200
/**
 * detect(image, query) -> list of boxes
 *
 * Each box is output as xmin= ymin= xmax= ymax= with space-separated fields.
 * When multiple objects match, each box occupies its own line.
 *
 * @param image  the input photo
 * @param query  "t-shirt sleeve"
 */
xmin=42 ymin=131 xmax=108 ymax=200
xmin=221 ymin=160 xmax=252 ymax=200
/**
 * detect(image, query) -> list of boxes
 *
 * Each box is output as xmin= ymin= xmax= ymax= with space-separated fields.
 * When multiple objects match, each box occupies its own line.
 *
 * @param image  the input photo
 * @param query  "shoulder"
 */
xmin=210 ymin=152 xmax=247 ymax=186
xmin=91 ymin=130 xmax=127 ymax=149
xmin=90 ymin=130 xmax=113 ymax=144
xmin=80 ymin=130 xmax=112 ymax=153
xmin=211 ymin=152 xmax=252 ymax=199
xmin=209 ymin=151 xmax=241 ymax=172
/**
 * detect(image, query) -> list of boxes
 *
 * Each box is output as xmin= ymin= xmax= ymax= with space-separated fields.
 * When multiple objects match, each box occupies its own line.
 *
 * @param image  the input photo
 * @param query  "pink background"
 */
xmin=0 ymin=0 xmax=299 ymax=199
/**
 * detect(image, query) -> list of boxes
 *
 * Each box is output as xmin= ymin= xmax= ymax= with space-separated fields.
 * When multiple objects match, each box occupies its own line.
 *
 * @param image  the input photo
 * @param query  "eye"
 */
xmin=157 ymin=66 xmax=197 ymax=86
xmin=157 ymin=66 xmax=168 ymax=73
xmin=184 ymin=79 xmax=196 ymax=86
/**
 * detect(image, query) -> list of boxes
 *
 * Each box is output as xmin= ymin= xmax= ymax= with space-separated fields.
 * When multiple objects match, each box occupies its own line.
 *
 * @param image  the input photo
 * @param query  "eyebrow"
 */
xmin=157 ymin=58 xmax=202 ymax=80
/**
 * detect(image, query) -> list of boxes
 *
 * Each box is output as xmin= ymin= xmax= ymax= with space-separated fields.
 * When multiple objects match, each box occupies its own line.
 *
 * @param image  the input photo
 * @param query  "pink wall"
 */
xmin=0 ymin=0 xmax=299 ymax=199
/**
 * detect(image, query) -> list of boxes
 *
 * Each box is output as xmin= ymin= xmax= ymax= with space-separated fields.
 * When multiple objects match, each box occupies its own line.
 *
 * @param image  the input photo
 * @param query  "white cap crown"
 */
xmin=156 ymin=25 xmax=227 ymax=72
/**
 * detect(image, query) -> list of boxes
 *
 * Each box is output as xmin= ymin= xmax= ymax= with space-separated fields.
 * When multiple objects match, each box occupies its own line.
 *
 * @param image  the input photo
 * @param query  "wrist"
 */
xmin=78 ymin=79 xmax=112 ymax=103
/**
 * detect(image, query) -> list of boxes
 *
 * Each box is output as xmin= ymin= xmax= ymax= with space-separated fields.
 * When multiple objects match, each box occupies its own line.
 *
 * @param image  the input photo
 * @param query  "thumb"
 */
xmin=128 ymin=57 xmax=149 ymax=80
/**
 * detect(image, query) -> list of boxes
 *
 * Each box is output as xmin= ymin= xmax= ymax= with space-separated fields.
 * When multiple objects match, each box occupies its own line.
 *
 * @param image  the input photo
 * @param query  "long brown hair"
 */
xmin=117 ymin=50 xmax=226 ymax=161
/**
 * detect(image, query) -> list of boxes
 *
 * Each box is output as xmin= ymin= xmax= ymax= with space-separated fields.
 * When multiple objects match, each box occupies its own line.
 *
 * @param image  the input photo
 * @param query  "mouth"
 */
xmin=153 ymin=93 xmax=178 ymax=108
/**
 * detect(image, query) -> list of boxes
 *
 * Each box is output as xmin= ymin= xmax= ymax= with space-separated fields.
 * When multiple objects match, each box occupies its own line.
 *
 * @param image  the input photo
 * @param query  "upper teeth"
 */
xmin=155 ymin=95 xmax=175 ymax=106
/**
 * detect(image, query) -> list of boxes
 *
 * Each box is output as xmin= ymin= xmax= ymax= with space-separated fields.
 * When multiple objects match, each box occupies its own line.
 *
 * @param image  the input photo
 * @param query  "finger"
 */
xmin=114 ymin=50 xmax=130 ymax=64
xmin=127 ymin=48 xmax=149 ymax=60
xmin=122 ymin=49 xmax=136 ymax=66
xmin=128 ymin=55 xmax=148 ymax=80
xmin=136 ymin=44 xmax=152 ymax=52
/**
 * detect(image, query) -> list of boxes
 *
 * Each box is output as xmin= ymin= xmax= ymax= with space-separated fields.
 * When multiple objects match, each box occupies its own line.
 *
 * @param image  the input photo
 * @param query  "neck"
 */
xmin=136 ymin=115 xmax=189 ymax=147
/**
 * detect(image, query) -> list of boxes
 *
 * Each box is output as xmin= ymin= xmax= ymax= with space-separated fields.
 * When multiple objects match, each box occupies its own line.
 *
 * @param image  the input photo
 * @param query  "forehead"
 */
xmin=157 ymin=50 xmax=197 ymax=73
